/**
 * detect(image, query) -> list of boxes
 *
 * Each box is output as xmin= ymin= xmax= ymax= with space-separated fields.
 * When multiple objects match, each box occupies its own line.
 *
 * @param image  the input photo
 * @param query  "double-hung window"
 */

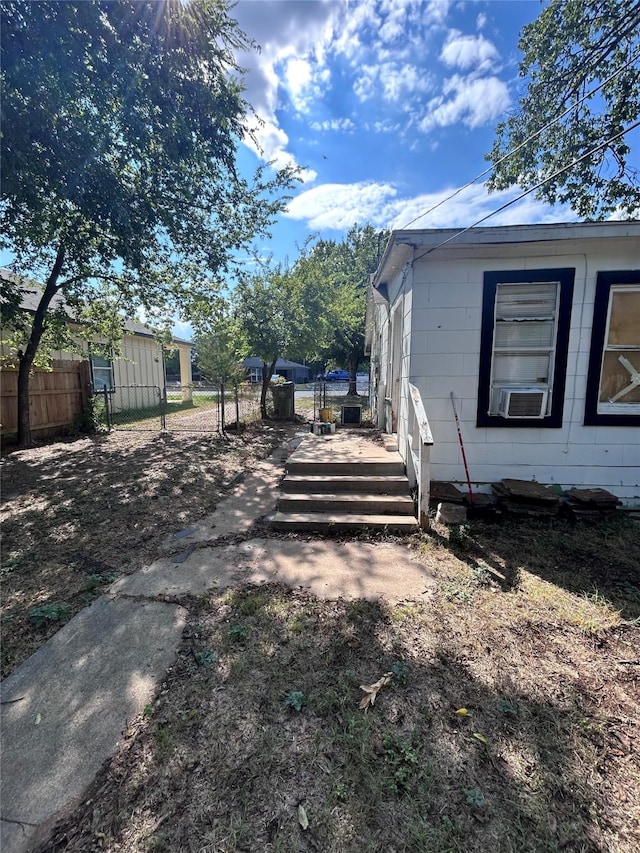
xmin=91 ymin=352 xmax=114 ymax=391
xmin=477 ymin=268 xmax=575 ymax=427
xmin=585 ymin=271 xmax=640 ymax=425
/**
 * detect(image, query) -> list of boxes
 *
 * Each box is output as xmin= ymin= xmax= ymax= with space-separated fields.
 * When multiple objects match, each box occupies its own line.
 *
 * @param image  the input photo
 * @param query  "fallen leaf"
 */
xmin=455 ymin=708 xmax=470 ymax=716
xmin=472 ymin=732 xmax=489 ymax=745
xmin=359 ymin=672 xmax=393 ymax=712
xmin=34 ymin=713 xmax=41 ymax=725
xmin=548 ymin=813 xmax=558 ymax=833
xmin=298 ymin=804 xmax=309 ymax=830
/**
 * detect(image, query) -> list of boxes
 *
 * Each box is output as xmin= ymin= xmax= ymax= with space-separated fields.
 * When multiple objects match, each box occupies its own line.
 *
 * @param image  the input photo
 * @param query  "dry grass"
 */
xmin=35 ymin=516 xmax=640 ymax=853
xmin=3 ymin=419 xmax=638 ymax=851
xmin=0 ymin=422 xmax=294 ymax=677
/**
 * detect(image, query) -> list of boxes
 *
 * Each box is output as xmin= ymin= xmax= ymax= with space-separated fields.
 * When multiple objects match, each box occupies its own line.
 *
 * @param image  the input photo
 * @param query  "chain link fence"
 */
xmin=93 ymin=382 xmax=264 ymax=433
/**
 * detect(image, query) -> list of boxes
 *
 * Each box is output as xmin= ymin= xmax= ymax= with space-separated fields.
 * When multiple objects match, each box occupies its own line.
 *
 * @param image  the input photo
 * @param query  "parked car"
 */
xmin=321 ymin=369 xmax=350 ymax=382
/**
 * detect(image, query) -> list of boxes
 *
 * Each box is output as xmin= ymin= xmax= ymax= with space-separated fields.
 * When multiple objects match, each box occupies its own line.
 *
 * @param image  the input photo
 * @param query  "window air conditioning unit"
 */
xmin=497 ymin=387 xmax=548 ymax=419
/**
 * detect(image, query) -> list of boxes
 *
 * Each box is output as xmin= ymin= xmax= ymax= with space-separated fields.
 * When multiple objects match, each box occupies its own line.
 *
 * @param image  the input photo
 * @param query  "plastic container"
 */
xmin=319 ymin=408 xmax=334 ymax=423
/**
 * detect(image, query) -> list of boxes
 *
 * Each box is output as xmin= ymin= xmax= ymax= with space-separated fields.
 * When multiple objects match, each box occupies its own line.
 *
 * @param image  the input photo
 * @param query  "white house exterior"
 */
xmin=367 ymin=222 xmax=640 ymax=507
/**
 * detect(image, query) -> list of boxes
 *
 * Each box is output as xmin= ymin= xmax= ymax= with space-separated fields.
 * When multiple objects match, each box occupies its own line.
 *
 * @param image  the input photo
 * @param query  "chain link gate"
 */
xmin=94 ymin=383 xmax=262 ymax=433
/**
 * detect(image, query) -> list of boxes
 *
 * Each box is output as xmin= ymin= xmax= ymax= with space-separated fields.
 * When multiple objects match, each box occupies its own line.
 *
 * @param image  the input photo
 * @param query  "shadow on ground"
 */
xmin=0 ymin=423 xmax=293 ymax=677
xmin=35 ymin=584 xmax=637 ymax=852
xmin=426 ymin=515 xmax=640 ymax=621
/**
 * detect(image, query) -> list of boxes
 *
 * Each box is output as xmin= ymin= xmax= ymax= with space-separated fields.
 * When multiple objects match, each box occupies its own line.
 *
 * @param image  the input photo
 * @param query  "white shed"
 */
xmin=367 ymin=222 xmax=640 ymax=510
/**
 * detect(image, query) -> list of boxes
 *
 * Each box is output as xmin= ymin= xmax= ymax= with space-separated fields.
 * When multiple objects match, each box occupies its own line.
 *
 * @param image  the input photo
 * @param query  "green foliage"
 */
xmin=496 ymin=698 xmax=518 ymax=717
xmin=194 ymin=310 xmax=245 ymax=385
xmin=382 ymin=731 xmax=421 ymax=794
xmin=0 ymin=0 xmax=297 ymax=444
xmin=391 ymin=660 xmax=411 ymax=685
xmin=229 ymin=624 xmax=248 ymax=643
xmin=465 ymin=787 xmax=486 ymax=808
xmin=194 ymin=648 xmax=218 ymax=669
xmin=486 ymin=0 xmax=640 ymax=218
xmin=28 ymin=602 xmax=72 ymax=628
xmin=285 ymin=690 xmax=306 ymax=712
xmin=291 ymin=225 xmax=387 ymax=388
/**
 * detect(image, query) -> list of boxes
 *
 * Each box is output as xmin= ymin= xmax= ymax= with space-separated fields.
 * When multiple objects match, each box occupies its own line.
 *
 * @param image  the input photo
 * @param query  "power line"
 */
xmin=398 ymin=46 xmax=640 ymax=231
xmin=410 ymin=118 xmax=640 ymax=263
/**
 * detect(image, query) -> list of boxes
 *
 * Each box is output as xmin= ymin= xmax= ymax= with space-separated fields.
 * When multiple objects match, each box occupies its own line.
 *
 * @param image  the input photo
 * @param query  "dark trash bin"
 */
xmin=271 ymin=381 xmax=295 ymax=420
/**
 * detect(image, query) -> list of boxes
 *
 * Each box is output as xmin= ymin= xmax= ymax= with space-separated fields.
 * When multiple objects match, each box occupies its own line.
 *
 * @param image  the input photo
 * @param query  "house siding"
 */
xmin=373 ymin=232 xmax=640 ymax=504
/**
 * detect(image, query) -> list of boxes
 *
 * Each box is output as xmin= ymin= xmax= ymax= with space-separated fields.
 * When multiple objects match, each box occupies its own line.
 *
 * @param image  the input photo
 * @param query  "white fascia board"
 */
xmin=374 ymin=221 xmax=640 ymax=284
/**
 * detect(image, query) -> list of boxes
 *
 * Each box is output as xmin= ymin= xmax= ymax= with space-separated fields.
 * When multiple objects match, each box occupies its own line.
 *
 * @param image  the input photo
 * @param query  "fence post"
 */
xmin=160 ymin=386 xmax=167 ymax=431
xmin=220 ymin=379 xmax=225 ymax=434
xmin=235 ymin=383 xmax=240 ymax=432
xmin=103 ymin=386 xmax=111 ymax=431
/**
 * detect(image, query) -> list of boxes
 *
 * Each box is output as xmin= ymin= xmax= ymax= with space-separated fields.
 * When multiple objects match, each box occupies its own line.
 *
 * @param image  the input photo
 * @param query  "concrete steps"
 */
xmin=271 ymin=511 xmax=418 ymax=533
xmin=282 ymin=474 xmax=410 ymax=494
xmin=272 ymin=432 xmax=418 ymax=533
xmin=278 ymin=492 xmax=416 ymax=514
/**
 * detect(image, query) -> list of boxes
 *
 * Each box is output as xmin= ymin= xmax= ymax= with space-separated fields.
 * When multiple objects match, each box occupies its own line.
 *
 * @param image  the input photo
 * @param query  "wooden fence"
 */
xmin=0 ymin=360 xmax=91 ymax=439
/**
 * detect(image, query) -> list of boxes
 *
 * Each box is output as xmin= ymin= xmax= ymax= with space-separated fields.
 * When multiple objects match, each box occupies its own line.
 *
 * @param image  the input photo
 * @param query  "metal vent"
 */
xmin=341 ymin=404 xmax=362 ymax=425
xmin=497 ymin=388 xmax=548 ymax=419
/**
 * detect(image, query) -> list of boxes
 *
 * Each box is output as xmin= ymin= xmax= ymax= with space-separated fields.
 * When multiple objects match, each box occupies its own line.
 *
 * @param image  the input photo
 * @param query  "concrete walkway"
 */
xmin=0 ymin=433 xmax=435 ymax=853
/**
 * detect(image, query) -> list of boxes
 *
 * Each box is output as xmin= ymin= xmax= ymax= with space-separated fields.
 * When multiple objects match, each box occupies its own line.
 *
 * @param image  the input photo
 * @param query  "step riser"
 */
xmin=286 ymin=461 xmax=405 ymax=477
xmin=281 ymin=476 xmax=409 ymax=495
xmin=278 ymin=496 xmax=415 ymax=515
xmin=272 ymin=516 xmax=417 ymax=533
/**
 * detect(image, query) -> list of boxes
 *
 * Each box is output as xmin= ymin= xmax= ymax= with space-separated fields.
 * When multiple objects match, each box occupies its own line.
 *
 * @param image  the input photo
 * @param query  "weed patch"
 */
xmin=38 ymin=582 xmax=640 ymax=853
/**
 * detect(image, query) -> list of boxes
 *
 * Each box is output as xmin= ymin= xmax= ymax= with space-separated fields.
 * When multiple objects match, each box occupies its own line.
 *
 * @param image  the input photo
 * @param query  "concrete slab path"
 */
xmin=0 ymin=432 xmax=433 ymax=853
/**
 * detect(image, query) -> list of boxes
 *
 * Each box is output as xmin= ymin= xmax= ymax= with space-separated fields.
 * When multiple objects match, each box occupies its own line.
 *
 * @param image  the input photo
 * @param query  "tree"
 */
xmin=0 ymin=0 xmax=296 ymax=446
xmin=486 ymin=0 xmax=640 ymax=219
xmin=194 ymin=310 xmax=245 ymax=385
xmin=296 ymin=225 xmax=386 ymax=395
xmin=234 ymin=265 xmax=316 ymax=419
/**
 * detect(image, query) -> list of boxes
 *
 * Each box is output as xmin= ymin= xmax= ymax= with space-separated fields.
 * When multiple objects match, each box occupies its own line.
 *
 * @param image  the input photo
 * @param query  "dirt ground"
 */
xmin=0 ymin=421 xmax=294 ymax=678
xmin=2 ymin=421 xmax=639 ymax=852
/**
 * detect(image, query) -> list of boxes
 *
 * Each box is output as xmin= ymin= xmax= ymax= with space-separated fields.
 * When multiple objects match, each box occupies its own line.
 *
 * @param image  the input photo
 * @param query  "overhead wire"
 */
xmin=411 ymin=118 xmax=640 ymax=263
xmin=397 ymin=46 xmax=640 ymax=231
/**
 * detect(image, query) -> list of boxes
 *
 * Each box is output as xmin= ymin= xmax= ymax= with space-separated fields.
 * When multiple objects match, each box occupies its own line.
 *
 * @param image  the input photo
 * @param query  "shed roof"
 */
xmin=241 ymin=357 xmax=311 ymax=370
xmin=1 ymin=271 xmax=192 ymax=345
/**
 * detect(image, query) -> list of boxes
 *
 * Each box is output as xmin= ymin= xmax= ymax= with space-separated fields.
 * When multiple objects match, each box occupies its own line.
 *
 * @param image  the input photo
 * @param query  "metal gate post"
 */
xmin=220 ymin=379 xmax=225 ymax=434
xmin=235 ymin=382 xmax=240 ymax=432
xmin=103 ymin=386 xmax=111 ymax=431
xmin=160 ymin=386 xmax=167 ymax=431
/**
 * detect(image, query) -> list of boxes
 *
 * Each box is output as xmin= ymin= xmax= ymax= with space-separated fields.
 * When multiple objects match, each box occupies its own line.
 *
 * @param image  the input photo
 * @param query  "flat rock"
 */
xmin=435 ymin=502 xmax=468 ymax=524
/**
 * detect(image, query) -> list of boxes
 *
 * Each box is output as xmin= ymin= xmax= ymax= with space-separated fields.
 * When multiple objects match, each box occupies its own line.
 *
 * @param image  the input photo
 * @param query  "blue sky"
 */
xmin=227 ymin=0 xmax=584 ymax=276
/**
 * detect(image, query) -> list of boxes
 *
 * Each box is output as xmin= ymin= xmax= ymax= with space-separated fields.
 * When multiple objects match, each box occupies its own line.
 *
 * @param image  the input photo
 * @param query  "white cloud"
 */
xmin=285 ymin=181 xmax=399 ymax=229
xmin=309 ymin=118 xmax=356 ymax=132
xmin=230 ymin=1 xmax=457 ymax=174
xmin=476 ymin=12 xmax=487 ymax=30
xmin=440 ymin=30 xmax=499 ymax=71
xmin=371 ymin=119 xmax=401 ymax=133
xmin=354 ymin=61 xmax=433 ymax=103
xmin=419 ymin=74 xmax=510 ymax=131
xmin=172 ymin=320 xmax=195 ymax=342
xmin=233 ymin=1 xmax=341 ymax=170
xmin=283 ymin=57 xmax=331 ymax=115
xmin=285 ymin=180 xmax=575 ymax=231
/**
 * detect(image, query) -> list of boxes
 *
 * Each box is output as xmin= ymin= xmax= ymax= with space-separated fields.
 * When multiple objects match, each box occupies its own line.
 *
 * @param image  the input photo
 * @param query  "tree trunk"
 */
xmin=347 ymin=353 xmax=358 ymax=396
xmin=259 ymin=357 xmax=278 ymax=419
xmin=16 ymin=244 xmax=66 ymax=447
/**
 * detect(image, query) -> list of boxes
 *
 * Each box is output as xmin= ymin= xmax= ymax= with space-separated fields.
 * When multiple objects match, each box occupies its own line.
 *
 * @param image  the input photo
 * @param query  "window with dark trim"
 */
xmin=584 ymin=270 xmax=640 ymax=426
xmin=90 ymin=352 xmax=114 ymax=391
xmin=477 ymin=268 xmax=575 ymax=428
